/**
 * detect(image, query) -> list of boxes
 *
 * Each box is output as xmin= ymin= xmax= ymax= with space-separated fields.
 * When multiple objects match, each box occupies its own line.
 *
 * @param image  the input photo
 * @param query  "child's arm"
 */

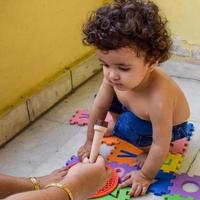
xmin=78 ymin=78 xmax=114 ymax=160
xmin=141 ymin=96 xmax=173 ymax=179
xmin=119 ymin=94 xmax=174 ymax=197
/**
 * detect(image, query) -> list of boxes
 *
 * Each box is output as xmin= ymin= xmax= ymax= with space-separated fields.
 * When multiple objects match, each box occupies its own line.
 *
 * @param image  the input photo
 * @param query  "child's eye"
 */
xmin=119 ymin=67 xmax=130 ymax=71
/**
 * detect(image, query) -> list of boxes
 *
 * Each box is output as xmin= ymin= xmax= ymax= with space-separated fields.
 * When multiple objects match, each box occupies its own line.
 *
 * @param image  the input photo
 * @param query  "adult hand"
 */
xmin=60 ymin=155 xmax=112 ymax=200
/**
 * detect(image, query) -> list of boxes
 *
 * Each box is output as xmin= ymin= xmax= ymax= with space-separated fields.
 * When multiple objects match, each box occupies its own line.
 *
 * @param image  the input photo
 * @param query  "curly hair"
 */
xmin=83 ymin=0 xmax=172 ymax=64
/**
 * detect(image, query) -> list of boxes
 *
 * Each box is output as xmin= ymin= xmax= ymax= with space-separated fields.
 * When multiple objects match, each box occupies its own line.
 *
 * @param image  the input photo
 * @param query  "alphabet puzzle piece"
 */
xmin=163 ymin=194 xmax=193 ymax=200
xmin=170 ymin=138 xmax=189 ymax=154
xmin=66 ymin=155 xmax=80 ymax=166
xmin=89 ymin=187 xmax=130 ymax=200
xmin=148 ymin=170 xmax=176 ymax=196
xmin=107 ymin=162 xmax=138 ymax=183
xmin=161 ymin=153 xmax=183 ymax=173
xmin=69 ymin=109 xmax=89 ymax=126
xmin=187 ymin=123 xmax=194 ymax=140
xmin=169 ymin=173 xmax=200 ymax=200
xmin=107 ymin=138 xmax=143 ymax=165
xmin=102 ymin=136 xmax=120 ymax=146
xmin=69 ymin=110 xmax=113 ymax=126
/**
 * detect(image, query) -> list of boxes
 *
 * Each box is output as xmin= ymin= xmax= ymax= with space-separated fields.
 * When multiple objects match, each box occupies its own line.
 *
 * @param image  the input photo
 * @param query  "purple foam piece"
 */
xmin=66 ymin=155 xmax=80 ymax=167
xmin=107 ymin=161 xmax=138 ymax=183
xmin=169 ymin=173 xmax=200 ymax=200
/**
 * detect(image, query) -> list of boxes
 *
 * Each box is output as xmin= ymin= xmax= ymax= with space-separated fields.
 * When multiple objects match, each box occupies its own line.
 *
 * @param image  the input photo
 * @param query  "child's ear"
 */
xmin=147 ymin=60 xmax=158 ymax=72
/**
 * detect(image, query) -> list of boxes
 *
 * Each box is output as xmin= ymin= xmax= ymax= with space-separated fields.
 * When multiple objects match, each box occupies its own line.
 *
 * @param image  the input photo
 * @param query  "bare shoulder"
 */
xmin=149 ymin=68 xmax=190 ymax=124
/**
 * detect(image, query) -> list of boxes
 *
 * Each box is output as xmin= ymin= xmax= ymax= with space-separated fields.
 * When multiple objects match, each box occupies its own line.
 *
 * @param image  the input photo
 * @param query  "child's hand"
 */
xmin=78 ymin=141 xmax=92 ymax=161
xmin=119 ymin=170 xmax=152 ymax=197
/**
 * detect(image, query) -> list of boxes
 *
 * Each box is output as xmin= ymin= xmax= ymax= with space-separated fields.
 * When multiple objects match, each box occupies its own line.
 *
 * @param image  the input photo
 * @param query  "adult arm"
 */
xmin=4 ymin=156 xmax=111 ymax=200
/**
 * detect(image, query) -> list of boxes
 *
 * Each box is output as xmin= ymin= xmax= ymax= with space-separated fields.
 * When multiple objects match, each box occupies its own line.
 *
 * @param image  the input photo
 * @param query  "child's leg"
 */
xmin=104 ymin=95 xmax=123 ymax=136
xmin=136 ymin=146 xmax=150 ymax=168
xmin=104 ymin=112 xmax=119 ymax=137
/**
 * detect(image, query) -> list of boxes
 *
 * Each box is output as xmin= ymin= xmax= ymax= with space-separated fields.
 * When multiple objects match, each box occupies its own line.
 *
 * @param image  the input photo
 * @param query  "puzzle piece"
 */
xmin=161 ymin=153 xmax=183 ymax=173
xmin=90 ymin=187 xmax=130 ymax=200
xmin=170 ymin=137 xmax=189 ymax=154
xmin=102 ymin=136 xmax=120 ymax=146
xmin=187 ymin=123 xmax=194 ymax=140
xmin=163 ymin=194 xmax=193 ymax=200
xmin=69 ymin=109 xmax=113 ymax=126
xmin=148 ymin=170 xmax=175 ymax=196
xmin=169 ymin=173 xmax=200 ymax=200
xmin=65 ymin=155 xmax=80 ymax=166
xmin=107 ymin=138 xmax=143 ymax=165
xmin=69 ymin=109 xmax=89 ymax=126
xmin=105 ymin=112 xmax=113 ymax=123
xmin=107 ymin=162 xmax=138 ymax=183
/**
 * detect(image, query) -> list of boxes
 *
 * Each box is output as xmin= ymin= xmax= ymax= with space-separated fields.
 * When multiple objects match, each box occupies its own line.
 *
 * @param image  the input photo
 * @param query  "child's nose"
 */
xmin=109 ymin=70 xmax=119 ymax=81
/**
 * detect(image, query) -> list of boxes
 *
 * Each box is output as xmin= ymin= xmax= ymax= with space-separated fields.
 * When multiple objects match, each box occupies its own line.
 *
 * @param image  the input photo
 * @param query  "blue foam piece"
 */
xmin=148 ymin=170 xmax=176 ymax=196
xmin=187 ymin=122 xmax=194 ymax=140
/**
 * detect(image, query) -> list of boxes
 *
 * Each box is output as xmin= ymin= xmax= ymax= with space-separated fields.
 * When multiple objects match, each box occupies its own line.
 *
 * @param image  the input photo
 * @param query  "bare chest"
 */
xmin=116 ymin=91 xmax=150 ymax=121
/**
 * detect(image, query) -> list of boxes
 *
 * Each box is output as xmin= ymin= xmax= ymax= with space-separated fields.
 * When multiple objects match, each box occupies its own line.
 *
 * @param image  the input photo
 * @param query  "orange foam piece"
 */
xmin=102 ymin=136 xmax=120 ymax=146
xmin=170 ymin=137 xmax=188 ymax=154
xmin=91 ymin=166 xmax=118 ymax=198
xmin=107 ymin=138 xmax=143 ymax=166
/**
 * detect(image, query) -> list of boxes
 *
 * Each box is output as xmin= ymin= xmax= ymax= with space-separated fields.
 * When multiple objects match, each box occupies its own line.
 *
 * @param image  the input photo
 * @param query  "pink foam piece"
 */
xmin=69 ymin=109 xmax=89 ymax=126
xmin=105 ymin=112 xmax=113 ymax=122
xmin=170 ymin=137 xmax=188 ymax=154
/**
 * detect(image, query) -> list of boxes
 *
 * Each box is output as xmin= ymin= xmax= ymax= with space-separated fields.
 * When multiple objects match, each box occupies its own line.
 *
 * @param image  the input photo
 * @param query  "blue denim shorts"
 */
xmin=110 ymin=95 xmax=189 ymax=147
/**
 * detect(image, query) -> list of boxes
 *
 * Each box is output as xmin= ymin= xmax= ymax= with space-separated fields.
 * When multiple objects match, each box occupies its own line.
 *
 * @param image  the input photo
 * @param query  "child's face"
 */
xmin=96 ymin=47 xmax=154 ymax=91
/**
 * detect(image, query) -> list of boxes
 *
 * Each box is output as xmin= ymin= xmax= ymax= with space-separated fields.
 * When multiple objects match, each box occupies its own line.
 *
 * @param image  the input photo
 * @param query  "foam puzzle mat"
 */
xmin=68 ymin=111 xmax=197 ymax=199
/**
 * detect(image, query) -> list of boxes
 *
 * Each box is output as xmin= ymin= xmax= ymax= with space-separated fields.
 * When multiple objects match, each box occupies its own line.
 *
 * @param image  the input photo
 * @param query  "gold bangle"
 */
xmin=45 ymin=183 xmax=73 ymax=200
xmin=29 ymin=177 xmax=41 ymax=190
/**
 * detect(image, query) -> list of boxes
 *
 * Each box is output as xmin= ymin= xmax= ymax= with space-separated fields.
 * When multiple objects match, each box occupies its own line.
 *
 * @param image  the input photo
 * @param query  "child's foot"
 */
xmin=37 ymin=166 xmax=69 ymax=188
xmin=104 ymin=121 xmax=115 ymax=137
xmin=136 ymin=152 xmax=148 ymax=168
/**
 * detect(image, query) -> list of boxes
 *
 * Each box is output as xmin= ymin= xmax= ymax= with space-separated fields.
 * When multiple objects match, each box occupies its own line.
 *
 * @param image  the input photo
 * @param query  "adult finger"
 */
xmin=83 ymin=157 xmax=90 ymax=163
xmin=95 ymin=155 xmax=105 ymax=165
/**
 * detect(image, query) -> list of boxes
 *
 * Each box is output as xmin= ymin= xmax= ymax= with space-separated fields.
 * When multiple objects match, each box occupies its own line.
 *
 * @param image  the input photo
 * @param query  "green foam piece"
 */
xmin=89 ymin=187 xmax=130 ymax=200
xmin=163 ymin=194 xmax=194 ymax=200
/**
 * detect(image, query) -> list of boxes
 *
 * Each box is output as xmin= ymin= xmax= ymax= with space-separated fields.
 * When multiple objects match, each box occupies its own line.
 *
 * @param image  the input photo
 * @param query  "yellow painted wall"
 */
xmin=154 ymin=0 xmax=200 ymax=45
xmin=0 ymin=0 xmax=102 ymax=114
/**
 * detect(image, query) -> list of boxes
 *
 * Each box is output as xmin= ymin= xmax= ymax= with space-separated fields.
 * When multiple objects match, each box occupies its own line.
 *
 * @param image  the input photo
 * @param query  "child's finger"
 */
xmin=118 ymin=178 xmax=132 ymax=188
xmin=121 ymin=173 xmax=131 ymax=182
xmin=133 ymin=185 xmax=142 ymax=197
xmin=141 ymin=186 xmax=148 ymax=196
xmin=129 ymin=183 xmax=138 ymax=197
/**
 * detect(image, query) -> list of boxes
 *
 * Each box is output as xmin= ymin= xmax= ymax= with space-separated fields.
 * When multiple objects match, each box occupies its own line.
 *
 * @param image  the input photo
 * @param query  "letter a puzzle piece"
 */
xmin=107 ymin=138 xmax=143 ymax=165
xmin=161 ymin=153 xmax=183 ymax=173
xmin=102 ymin=136 xmax=120 ymax=146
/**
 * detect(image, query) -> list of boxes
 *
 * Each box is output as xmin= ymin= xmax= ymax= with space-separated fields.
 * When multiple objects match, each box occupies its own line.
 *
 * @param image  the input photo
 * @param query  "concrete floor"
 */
xmin=0 ymin=59 xmax=200 ymax=199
